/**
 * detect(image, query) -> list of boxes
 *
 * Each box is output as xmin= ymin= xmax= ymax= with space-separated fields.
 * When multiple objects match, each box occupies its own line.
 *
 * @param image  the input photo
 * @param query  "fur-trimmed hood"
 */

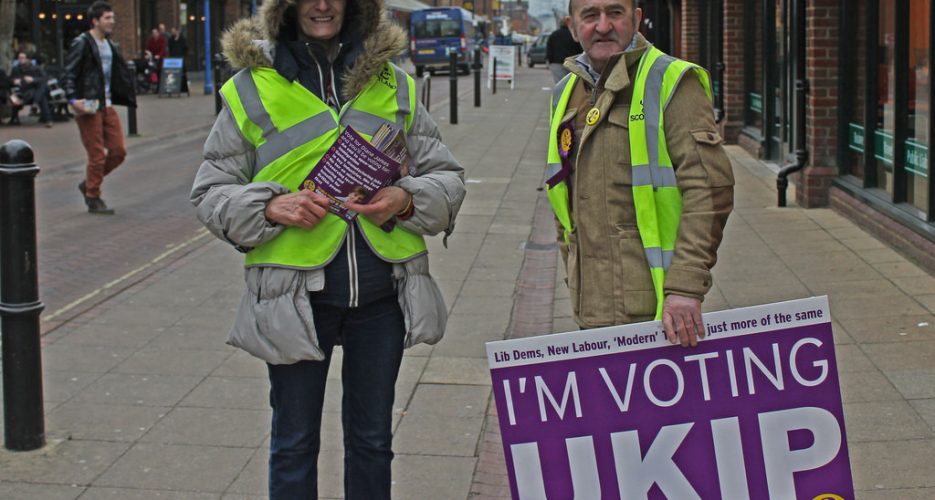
xmin=221 ymin=0 xmax=407 ymax=100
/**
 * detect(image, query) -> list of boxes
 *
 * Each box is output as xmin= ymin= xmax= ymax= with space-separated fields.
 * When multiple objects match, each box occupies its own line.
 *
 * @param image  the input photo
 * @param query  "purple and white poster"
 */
xmin=486 ymin=296 xmax=854 ymax=499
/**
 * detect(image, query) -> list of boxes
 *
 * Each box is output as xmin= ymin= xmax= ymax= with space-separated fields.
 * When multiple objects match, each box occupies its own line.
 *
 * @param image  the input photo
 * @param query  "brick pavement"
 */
xmin=2 ymin=71 xmax=474 ymax=334
xmin=0 ymin=81 xmax=218 ymax=174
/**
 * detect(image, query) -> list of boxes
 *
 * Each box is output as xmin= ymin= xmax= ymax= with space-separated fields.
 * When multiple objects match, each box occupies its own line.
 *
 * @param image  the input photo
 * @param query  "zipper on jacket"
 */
xmin=305 ymin=41 xmax=343 ymax=109
xmin=347 ymin=225 xmax=359 ymax=308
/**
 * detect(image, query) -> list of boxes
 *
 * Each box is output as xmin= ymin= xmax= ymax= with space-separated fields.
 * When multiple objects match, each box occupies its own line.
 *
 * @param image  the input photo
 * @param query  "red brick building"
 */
xmin=14 ymin=0 xmax=254 ymax=71
xmin=659 ymin=0 xmax=934 ymax=270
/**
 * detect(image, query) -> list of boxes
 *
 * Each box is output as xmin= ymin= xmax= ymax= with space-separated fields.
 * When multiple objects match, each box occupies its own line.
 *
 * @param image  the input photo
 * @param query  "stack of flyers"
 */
xmin=298 ymin=125 xmax=412 ymax=231
xmin=370 ymin=123 xmax=413 ymax=177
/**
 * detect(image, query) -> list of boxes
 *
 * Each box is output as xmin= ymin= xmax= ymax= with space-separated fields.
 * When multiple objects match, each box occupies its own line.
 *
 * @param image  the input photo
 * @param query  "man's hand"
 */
xmin=662 ymin=294 xmax=705 ymax=347
xmin=344 ymin=186 xmax=411 ymax=226
xmin=265 ymin=190 xmax=331 ymax=229
xmin=70 ymin=99 xmax=87 ymax=114
xmin=23 ymin=75 xmax=34 ymax=84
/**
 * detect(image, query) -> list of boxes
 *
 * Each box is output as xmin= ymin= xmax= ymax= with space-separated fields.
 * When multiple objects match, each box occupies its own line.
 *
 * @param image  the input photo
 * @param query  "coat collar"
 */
xmin=564 ymin=33 xmax=651 ymax=92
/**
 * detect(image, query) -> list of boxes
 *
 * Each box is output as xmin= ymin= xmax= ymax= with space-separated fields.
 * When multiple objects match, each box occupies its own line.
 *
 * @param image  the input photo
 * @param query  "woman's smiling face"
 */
xmin=297 ymin=0 xmax=347 ymax=41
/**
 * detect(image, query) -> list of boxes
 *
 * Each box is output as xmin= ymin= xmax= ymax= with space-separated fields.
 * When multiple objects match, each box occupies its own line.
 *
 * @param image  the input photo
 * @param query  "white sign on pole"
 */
xmin=488 ymin=45 xmax=516 ymax=90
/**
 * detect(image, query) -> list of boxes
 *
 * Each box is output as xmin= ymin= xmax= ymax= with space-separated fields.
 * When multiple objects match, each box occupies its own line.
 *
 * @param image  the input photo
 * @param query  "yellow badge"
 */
xmin=560 ymin=128 xmax=573 ymax=153
xmin=586 ymin=107 xmax=601 ymax=126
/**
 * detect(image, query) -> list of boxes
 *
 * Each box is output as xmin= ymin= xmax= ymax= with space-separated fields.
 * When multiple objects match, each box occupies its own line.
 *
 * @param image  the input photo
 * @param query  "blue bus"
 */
xmin=409 ymin=8 xmax=477 ymax=77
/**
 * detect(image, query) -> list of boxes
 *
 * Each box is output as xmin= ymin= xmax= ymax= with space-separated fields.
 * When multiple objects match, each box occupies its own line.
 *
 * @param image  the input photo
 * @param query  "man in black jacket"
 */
xmin=546 ymin=22 xmax=582 ymax=83
xmin=167 ymin=27 xmax=190 ymax=94
xmin=64 ymin=0 xmax=136 ymax=214
xmin=10 ymin=52 xmax=54 ymax=127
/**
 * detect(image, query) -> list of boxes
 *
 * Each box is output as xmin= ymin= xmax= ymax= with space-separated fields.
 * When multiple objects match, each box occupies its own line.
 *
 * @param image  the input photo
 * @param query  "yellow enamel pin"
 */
xmin=586 ymin=107 xmax=600 ymax=126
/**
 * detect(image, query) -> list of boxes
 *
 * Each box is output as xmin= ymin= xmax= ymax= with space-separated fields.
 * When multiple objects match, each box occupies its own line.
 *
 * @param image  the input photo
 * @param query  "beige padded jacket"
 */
xmin=557 ymin=35 xmax=734 ymax=329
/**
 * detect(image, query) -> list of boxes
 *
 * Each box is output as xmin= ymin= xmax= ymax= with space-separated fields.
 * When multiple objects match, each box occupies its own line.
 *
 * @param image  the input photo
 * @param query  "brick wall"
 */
xmin=680 ymin=0 xmax=700 ymax=63
xmin=111 ymin=0 xmax=140 ymax=60
xmin=156 ymin=0 xmax=181 ymax=30
xmin=722 ymin=0 xmax=744 ymax=141
xmin=794 ymin=0 xmax=840 ymax=207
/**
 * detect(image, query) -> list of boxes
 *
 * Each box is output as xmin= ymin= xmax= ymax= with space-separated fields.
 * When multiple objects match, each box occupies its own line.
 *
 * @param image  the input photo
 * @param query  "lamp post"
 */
xmin=203 ymin=0 xmax=213 ymax=95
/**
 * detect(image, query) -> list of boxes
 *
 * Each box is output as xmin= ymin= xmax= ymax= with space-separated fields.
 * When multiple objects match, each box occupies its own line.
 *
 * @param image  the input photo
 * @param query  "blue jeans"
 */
xmin=267 ymin=296 xmax=405 ymax=499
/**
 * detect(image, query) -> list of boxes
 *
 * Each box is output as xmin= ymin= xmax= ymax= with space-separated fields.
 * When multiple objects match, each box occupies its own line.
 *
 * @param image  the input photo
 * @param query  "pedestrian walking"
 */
xmin=64 ymin=0 xmax=136 ymax=214
xmin=9 ymin=52 xmax=54 ymax=127
xmin=546 ymin=22 xmax=582 ymax=83
xmin=546 ymin=0 xmax=734 ymax=345
xmin=190 ymin=0 xmax=465 ymax=498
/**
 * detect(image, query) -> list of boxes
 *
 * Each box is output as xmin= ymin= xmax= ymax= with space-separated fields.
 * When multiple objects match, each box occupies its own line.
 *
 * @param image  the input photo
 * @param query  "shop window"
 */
xmin=844 ymin=0 xmax=869 ymax=181
xmin=907 ymin=0 xmax=930 ymax=215
xmin=839 ymin=0 xmax=933 ymax=224
xmin=875 ymin=2 xmax=897 ymax=198
xmin=745 ymin=0 xmax=764 ymax=131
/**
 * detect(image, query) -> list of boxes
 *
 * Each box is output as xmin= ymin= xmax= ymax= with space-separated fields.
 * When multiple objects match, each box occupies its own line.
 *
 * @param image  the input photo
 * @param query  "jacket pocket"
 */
xmin=605 ymin=105 xmax=632 ymax=170
xmin=241 ymin=267 xmax=325 ymax=364
xmin=689 ymin=129 xmax=735 ymax=187
xmin=395 ymin=256 xmax=448 ymax=348
xmin=612 ymin=228 xmax=656 ymax=320
xmin=605 ymin=106 xmax=637 ymax=229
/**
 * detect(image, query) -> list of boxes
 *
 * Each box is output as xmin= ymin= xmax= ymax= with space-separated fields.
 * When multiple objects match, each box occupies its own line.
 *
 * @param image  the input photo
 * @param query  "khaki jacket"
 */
xmin=557 ymin=35 xmax=734 ymax=328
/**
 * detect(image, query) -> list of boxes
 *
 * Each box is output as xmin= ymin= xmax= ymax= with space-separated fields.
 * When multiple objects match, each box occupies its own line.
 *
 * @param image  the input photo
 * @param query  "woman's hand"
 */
xmin=344 ymin=186 xmax=412 ymax=226
xmin=265 ymin=190 xmax=331 ymax=229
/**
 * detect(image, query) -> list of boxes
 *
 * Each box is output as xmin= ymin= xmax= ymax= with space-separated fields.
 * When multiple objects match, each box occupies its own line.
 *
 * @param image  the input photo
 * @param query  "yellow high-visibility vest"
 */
xmin=546 ymin=46 xmax=713 ymax=319
xmin=221 ymin=63 xmax=426 ymax=269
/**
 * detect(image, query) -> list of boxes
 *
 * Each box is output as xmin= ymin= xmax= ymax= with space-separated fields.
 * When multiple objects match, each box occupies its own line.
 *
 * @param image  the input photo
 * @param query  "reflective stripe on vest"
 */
xmin=220 ymin=63 xmax=426 ymax=269
xmin=545 ymin=46 xmax=712 ymax=319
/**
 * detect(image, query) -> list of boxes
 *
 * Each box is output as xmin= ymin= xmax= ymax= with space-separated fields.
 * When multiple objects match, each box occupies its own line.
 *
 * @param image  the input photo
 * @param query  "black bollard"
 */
xmin=0 ymin=140 xmax=46 ymax=452
xmin=473 ymin=48 xmax=481 ymax=108
xmin=449 ymin=51 xmax=458 ymax=125
xmin=492 ymin=58 xmax=498 ymax=94
xmin=126 ymin=60 xmax=138 ymax=137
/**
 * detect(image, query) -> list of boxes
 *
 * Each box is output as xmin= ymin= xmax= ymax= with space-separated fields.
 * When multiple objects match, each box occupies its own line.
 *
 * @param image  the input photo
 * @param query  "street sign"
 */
xmin=488 ymin=45 xmax=515 ymax=90
xmin=159 ymin=57 xmax=185 ymax=96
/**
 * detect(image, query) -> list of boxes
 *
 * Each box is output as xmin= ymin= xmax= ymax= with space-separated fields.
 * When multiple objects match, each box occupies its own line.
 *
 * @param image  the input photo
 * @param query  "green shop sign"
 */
xmin=905 ymin=139 xmax=928 ymax=178
xmin=874 ymin=130 xmax=894 ymax=165
xmin=848 ymin=123 xmax=864 ymax=153
xmin=749 ymin=93 xmax=762 ymax=114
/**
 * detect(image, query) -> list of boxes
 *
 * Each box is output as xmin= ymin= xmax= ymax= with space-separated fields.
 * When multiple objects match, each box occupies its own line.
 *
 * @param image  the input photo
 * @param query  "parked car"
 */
xmin=527 ymin=34 xmax=549 ymax=67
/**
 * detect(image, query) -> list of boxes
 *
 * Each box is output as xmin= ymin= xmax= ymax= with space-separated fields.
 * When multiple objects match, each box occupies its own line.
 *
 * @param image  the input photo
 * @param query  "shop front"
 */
xmin=836 ymin=0 xmax=933 ymax=230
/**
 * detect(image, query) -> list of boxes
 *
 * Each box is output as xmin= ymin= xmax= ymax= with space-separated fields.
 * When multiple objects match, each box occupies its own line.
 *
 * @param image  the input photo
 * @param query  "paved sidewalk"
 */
xmin=0 ymin=61 xmax=933 ymax=500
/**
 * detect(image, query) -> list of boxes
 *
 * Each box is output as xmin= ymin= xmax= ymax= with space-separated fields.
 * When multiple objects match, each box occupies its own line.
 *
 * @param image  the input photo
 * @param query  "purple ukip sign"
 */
xmin=486 ymin=296 xmax=854 ymax=499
